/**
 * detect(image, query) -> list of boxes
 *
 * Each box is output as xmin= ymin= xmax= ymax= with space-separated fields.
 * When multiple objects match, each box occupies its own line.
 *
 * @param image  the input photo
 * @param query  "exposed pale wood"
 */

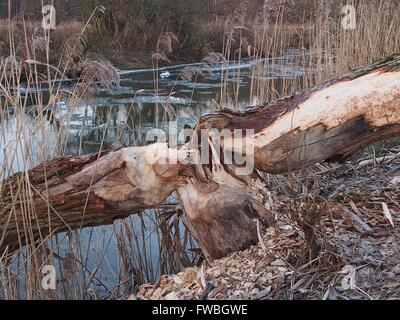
xmin=0 ymin=143 xmax=190 ymax=255
xmin=195 ymin=54 xmax=400 ymax=173
xmin=356 ymin=152 xmax=400 ymax=169
xmin=177 ymin=162 xmax=273 ymax=260
xmin=1 ymin=54 xmax=400 ymax=259
xmin=182 ymin=54 xmax=400 ymax=259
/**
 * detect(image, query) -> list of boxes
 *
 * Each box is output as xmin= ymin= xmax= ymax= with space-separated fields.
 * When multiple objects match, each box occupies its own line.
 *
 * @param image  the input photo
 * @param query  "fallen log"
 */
xmin=0 ymin=144 xmax=191 ymax=255
xmin=195 ymin=54 xmax=400 ymax=173
xmin=1 ymin=54 xmax=400 ymax=259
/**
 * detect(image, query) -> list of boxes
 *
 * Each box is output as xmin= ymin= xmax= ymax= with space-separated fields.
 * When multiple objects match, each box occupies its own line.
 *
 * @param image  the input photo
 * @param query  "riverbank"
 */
xmin=0 ymin=0 xmax=309 ymax=69
xmin=0 ymin=19 xmax=305 ymax=73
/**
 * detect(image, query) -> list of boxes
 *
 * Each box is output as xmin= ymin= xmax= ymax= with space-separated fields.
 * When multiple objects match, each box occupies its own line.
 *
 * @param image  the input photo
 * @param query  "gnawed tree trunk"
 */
xmin=177 ymin=161 xmax=274 ymax=261
xmin=180 ymin=54 xmax=400 ymax=259
xmin=1 ymin=54 xmax=400 ymax=260
xmin=195 ymin=54 xmax=400 ymax=173
xmin=0 ymin=144 xmax=191 ymax=255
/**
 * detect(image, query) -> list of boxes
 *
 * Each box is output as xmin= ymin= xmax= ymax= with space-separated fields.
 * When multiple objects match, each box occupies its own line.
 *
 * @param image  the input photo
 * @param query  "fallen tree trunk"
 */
xmin=1 ymin=54 xmax=400 ymax=259
xmin=0 ymin=144 xmax=191 ymax=255
xmin=195 ymin=54 xmax=400 ymax=173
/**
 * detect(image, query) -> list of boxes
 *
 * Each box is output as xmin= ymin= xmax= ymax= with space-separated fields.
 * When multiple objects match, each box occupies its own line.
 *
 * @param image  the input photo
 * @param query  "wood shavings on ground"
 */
xmin=131 ymin=157 xmax=400 ymax=301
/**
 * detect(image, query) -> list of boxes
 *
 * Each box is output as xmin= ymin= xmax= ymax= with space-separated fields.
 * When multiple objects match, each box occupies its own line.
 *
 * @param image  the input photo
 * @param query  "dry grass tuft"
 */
xmin=152 ymin=32 xmax=179 ymax=64
xmin=81 ymin=59 xmax=120 ymax=90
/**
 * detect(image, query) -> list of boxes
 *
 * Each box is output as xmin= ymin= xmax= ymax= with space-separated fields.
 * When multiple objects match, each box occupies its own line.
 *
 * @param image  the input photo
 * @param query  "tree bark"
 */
xmin=1 ymin=54 xmax=400 ymax=259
